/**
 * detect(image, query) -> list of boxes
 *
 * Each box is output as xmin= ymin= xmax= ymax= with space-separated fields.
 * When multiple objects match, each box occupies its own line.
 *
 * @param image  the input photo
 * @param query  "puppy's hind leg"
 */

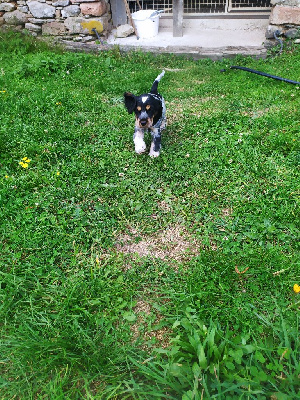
xmin=134 ymin=128 xmax=146 ymax=154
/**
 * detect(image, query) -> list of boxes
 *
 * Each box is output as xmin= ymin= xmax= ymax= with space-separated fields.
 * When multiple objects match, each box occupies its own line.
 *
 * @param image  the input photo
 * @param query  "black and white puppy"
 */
xmin=124 ymin=70 xmax=166 ymax=157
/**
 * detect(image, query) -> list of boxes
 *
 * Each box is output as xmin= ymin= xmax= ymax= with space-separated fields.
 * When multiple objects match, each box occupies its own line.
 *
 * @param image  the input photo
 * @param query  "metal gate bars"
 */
xmin=128 ymin=0 xmax=271 ymax=13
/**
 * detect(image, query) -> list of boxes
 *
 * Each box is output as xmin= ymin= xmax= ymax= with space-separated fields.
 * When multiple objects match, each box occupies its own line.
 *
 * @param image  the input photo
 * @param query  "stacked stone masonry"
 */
xmin=0 ymin=0 xmax=111 ymax=41
xmin=266 ymin=0 xmax=300 ymax=47
xmin=0 ymin=0 xmax=299 ymax=44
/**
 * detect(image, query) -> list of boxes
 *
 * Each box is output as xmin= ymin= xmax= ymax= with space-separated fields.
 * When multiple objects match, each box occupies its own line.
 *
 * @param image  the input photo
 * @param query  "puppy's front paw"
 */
xmin=134 ymin=136 xmax=146 ymax=154
xmin=135 ymin=142 xmax=146 ymax=154
xmin=149 ymin=142 xmax=160 ymax=157
xmin=149 ymin=151 xmax=160 ymax=158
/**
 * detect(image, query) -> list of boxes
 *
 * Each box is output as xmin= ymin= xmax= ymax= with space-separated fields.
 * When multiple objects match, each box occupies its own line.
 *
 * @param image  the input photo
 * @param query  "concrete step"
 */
xmin=160 ymin=16 xmax=270 ymax=31
xmin=107 ymin=17 xmax=269 ymax=60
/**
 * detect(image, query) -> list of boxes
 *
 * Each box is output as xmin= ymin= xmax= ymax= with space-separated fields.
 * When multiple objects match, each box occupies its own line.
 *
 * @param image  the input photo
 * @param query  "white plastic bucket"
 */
xmin=132 ymin=10 xmax=160 ymax=39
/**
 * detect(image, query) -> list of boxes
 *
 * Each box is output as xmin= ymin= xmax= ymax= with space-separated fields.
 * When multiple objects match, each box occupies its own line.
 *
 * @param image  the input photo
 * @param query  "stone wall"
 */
xmin=0 ymin=0 xmax=111 ymax=42
xmin=0 ymin=1 xmax=299 ymax=46
xmin=265 ymin=0 xmax=300 ymax=47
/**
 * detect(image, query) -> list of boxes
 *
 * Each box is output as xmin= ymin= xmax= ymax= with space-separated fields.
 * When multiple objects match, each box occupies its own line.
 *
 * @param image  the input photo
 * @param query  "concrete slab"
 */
xmin=107 ymin=16 xmax=270 ymax=59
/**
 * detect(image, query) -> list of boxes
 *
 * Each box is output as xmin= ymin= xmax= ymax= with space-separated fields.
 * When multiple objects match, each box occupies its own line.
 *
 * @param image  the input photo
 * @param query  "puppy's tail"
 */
xmin=150 ymin=70 xmax=165 ymax=94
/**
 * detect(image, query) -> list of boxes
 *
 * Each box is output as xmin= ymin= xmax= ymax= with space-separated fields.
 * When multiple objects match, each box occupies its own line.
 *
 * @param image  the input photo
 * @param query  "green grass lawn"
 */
xmin=0 ymin=31 xmax=299 ymax=399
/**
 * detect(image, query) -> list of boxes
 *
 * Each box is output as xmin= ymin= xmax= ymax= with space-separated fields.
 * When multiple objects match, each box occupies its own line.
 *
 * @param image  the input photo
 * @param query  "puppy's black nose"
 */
xmin=140 ymin=119 xmax=147 ymax=127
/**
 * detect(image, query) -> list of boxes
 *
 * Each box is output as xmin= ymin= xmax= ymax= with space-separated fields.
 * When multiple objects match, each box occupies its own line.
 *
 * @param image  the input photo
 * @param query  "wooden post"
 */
xmin=173 ymin=0 xmax=183 ymax=37
xmin=122 ymin=0 xmax=139 ymax=39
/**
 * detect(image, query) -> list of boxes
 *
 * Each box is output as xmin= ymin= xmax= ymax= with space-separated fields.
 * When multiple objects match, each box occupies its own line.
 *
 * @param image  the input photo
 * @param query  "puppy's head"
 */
xmin=124 ymin=92 xmax=163 ymax=129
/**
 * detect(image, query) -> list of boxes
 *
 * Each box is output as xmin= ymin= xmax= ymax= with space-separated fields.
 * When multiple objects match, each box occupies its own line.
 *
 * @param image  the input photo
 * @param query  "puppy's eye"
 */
xmin=137 ymin=106 xmax=142 ymax=111
xmin=146 ymin=105 xmax=151 ymax=110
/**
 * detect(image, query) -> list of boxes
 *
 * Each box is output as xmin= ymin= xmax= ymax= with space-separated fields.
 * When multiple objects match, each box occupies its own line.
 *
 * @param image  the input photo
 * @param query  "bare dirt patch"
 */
xmin=157 ymin=200 xmax=172 ymax=212
xmin=115 ymin=224 xmax=216 ymax=262
xmin=221 ymin=208 xmax=233 ymax=217
xmin=166 ymin=96 xmax=222 ymax=124
xmin=116 ymin=225 xmax=196 ymax=260
xmin=241 ymin=108 xmax=270 ymax=118
xmin=130 ymin=299 xmax=171 ymax=349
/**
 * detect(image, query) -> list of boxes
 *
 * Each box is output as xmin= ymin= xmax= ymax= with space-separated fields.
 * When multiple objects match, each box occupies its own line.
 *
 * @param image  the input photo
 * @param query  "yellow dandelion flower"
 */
xmin=0 ymin=90 xmax=6 ymax=93
xmin=293 ymin=284 xmax=300 ymax=294
xmin=56 ymin=171 xmax=60 ymax=176
xmin=5 ymin=175 xmax=9 ymax=179
xmin=19 ymin=157 xmax=31 ymax=168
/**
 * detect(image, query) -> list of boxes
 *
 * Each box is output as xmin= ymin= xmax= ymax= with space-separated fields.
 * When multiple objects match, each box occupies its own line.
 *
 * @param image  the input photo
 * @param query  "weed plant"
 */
xmin=0 ymin=31 xmax=299 ymax=399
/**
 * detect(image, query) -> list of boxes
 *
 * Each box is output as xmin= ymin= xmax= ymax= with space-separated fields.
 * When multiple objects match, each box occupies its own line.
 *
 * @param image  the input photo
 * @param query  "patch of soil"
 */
xmin=130 ymin=299 xmax=170 ymax=349
xmin=115 ymin=224 xmax=216 ymax=262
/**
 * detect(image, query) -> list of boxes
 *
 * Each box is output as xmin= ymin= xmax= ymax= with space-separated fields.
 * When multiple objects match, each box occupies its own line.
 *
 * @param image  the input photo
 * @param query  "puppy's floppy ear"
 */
xmin=124 ymin=92 xmax=136 ymax=114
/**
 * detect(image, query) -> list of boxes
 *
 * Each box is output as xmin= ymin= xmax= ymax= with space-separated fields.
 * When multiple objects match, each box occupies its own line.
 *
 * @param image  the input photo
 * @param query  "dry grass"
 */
xmin=241 ymin=108 xmax=270 ymax=118
xmin=130 ymin=299 xmax=171 ymax=349
xmin=221 ymin=208 xmax=233 ymax=217
xmin=115 ymin=224 xmax=217 ymax=263
xmin=166 ymin=96 xmax=225 ymax=124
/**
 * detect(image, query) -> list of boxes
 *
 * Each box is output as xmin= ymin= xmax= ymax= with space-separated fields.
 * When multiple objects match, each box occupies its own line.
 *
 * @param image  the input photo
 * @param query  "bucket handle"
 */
xmin=135 ymin=8 xmax=172 ymax=21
